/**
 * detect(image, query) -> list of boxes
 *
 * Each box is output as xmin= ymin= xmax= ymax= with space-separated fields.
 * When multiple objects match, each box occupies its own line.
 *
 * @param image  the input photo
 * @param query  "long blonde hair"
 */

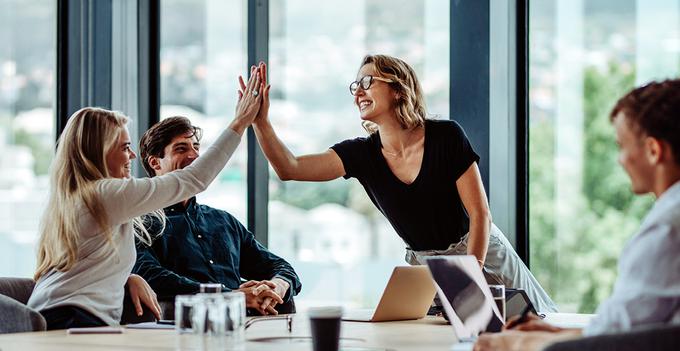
xmin=359 ymin=54 xmax=428 ymax=133
xmin=35 ymin=107 xmax=162 ymax=280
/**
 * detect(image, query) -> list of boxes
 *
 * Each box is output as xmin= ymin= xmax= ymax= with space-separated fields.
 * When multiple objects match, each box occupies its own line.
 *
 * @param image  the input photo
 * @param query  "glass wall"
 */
xmin=159 ymin=0 xmax=248 ymax=222
xmin=528 ymin=0 xmax=678 ymax=312
xmin=0 ymin=0 xmax=56 ymax=277
xmin=267 ymin=0 xmax=450 ymax=309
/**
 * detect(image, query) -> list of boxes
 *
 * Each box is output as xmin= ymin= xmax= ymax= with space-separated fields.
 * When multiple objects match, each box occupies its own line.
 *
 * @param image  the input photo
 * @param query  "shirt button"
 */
xmin=209 ymin=259 xmax=214 ymax=264
xmin=197 ymin=235 xmax=202 ymax=239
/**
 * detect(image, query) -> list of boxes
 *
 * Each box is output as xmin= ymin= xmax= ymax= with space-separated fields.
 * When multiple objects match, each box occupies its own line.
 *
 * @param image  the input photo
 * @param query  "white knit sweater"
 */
xmin=28 ymin=128 xmax=241 ymax=326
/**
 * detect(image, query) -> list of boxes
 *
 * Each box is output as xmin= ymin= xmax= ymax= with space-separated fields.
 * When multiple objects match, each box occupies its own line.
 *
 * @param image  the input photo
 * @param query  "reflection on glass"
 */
xmin=529 ymin=0 xmax=676 ymax=312
xmin=0 ymin=0 xmax=55 ymax=277
xmin=160 ymin=0 xmax=247 ymax=222
xmin=267 ymin=0 xmax=449 ymax=309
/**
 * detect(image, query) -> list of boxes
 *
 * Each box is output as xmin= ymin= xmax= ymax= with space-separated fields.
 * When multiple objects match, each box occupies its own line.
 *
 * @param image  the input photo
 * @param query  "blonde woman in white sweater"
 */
xmin=28 ymin=67 xmax=264 ymax=330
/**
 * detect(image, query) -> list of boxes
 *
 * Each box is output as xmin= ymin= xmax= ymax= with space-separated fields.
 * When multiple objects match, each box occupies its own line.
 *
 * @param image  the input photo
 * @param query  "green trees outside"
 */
xmin=529 ymin=63 xmax=654 ymax=312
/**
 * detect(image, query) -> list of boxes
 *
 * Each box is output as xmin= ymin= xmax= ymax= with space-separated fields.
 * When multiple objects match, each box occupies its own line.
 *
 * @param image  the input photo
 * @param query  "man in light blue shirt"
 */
xmin=474 ymin=79 xmax=680 ymax=351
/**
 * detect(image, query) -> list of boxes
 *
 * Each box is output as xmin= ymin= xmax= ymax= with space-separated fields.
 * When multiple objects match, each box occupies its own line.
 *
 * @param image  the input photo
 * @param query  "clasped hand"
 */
xmin=238 ymin=279 xmax=286 ymax=315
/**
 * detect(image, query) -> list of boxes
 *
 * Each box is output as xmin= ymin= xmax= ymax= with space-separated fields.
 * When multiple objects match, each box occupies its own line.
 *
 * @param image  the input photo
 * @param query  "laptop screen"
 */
xmin=426 ymin=256 xmax=504 ymax=338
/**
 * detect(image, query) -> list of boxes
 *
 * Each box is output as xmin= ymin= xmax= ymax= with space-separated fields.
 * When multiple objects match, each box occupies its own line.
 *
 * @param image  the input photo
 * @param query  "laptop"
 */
xmin=425 ymin=255 xmax=504 ymax=346
xmin=342 ymin=266 xmax=437 ymax=322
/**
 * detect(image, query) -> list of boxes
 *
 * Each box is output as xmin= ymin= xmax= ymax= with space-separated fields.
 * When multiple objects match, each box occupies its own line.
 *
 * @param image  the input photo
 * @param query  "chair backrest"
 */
xmin=0 ymin=277 xmax=46 ymax=333
xmin=0 ymin=277 xmax=161 ymax=328
xmin=0 ymin=277 xmax=36 ymax=305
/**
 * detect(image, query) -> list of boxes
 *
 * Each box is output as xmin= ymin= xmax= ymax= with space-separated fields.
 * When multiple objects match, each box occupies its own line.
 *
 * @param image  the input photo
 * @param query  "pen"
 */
xmin=506 ymin=301 xmax=534 ymax=329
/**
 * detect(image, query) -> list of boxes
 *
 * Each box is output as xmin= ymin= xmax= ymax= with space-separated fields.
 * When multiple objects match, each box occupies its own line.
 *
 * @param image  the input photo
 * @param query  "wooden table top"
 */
xmin=0 ymin=316 xmax=459 ymax=351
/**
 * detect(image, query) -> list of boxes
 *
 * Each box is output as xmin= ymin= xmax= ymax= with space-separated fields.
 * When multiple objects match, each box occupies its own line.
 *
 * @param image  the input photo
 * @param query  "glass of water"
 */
xmin=175 ymin=291 xmax=245 ymax=346
xmin=199 ymin=283 xmax=223 ymax=293
xmin=175 ymin=294 xmax=199 ymax=333
xmin=212 ymin=292 xmax=246 ymax=342
xmin=489 ymin=284 xmax=506 ymax=322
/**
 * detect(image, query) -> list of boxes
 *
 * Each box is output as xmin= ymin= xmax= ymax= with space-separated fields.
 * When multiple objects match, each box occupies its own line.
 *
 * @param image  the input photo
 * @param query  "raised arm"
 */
xmin=247 ymin=63 xmax=345 ymax=182
xmin=254 ymin=120 xmax=344 ymax=181
xmin=100 ymin=67 xmax=263 ymax=226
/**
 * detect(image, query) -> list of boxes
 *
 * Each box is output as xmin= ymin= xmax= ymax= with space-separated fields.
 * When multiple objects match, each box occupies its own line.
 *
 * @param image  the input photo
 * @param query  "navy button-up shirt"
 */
xmin=133 ymin=197 xmax=301 ymax=302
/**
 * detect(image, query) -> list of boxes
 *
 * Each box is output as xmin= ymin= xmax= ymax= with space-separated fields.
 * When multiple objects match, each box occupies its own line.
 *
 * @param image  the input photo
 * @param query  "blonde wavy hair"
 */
xmin=359 ymin=54 xmax=428 ymax=133
xmin=35 ymin=107 xmax=163 ymax=280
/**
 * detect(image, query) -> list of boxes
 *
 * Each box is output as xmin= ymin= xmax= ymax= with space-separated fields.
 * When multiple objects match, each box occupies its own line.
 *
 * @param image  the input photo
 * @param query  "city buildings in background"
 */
xmin=2 ymin=0 xmax=679 ymax=313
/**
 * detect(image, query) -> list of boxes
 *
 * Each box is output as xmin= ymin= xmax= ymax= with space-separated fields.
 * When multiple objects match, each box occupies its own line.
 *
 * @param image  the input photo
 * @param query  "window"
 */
xmin=267 ymin=0 xmax=450 ymax=309
xmin=0 ymin=0 xmax=56 ymax=277
xmin=159 ymin=0 xmax=248 ymax=222
xmin=528 ymin=0 xmax=677 ymax=312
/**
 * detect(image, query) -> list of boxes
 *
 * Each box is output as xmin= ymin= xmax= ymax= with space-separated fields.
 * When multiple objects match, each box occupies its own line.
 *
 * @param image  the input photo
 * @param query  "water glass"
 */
xmin=176 ymin=292 xmax=246 ymax=347
xmin=175 ymin=294 xmax=199 ymax=333
xmin=211 ymin=292 xmax=246 ymax=341
xmin=199 ymin=283 xmax=222 ymax=293
xmin=489 ymin=284 xmax=506 ymax=321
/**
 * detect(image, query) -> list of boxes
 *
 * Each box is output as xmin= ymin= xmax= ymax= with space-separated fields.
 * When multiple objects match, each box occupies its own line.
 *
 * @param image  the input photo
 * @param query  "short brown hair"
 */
xmin=610 ymin=79 xmax=680 ymax=165
xmin=139 ymin=116 xmax=203 ymax=177
xmin=360 ymin=54 xmax=427 ymax=133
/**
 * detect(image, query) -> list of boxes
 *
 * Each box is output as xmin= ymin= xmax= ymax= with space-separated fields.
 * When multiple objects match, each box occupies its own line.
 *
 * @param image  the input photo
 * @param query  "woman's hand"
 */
xmin=127 ymin=274 xmax=161 ymax=320
xmin=230 ymin=65 xmax=264 ymax=135
xmin=239 ymin=62 xmax=271 ymax=125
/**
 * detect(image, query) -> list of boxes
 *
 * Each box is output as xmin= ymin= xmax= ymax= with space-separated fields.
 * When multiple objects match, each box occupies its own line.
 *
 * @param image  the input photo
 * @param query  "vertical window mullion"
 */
xmin=247 ymin=0 xmax=269 ymax=246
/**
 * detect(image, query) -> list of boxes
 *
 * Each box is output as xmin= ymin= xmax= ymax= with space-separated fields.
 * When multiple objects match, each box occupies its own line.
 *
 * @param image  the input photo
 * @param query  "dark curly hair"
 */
xmin=139 ymin=116 xmax=202 ymax=177
xmin=610 ymin=79 xmax=680 ymax=165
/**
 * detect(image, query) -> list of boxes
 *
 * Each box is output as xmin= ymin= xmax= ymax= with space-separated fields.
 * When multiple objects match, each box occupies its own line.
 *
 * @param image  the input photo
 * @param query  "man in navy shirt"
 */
xmin=133 ymin=116 xmax=301 ymax=316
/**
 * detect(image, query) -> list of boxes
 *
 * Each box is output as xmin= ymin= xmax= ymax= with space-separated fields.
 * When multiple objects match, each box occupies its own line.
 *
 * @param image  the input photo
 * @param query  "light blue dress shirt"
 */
xmin=584 ymin=181 xmax=680 ymax=336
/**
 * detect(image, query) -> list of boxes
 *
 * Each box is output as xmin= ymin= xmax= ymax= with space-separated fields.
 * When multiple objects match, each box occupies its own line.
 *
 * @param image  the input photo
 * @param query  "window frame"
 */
xmin=56 ymin=0 xmax=529 ymax=262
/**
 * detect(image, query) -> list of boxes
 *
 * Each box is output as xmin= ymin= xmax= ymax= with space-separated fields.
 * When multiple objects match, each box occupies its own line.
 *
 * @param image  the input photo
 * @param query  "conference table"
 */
xmin=0 ymin=313 xmax=592 ymax=351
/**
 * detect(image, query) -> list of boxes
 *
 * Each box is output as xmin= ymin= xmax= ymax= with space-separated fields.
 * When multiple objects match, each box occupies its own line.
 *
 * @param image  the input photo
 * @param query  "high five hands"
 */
xmin=230 ymin=64 xmax=265 ymax=135
xmin=239 ymin=62 xmax=271 ymax=125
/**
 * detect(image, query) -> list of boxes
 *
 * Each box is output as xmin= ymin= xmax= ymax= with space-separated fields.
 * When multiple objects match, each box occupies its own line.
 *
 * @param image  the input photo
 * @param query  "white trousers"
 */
xmin=405 ymin=223 xmax=558 ymax=313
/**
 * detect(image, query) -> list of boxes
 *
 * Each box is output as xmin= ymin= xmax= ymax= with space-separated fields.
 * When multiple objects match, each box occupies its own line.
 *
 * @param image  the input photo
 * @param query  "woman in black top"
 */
xmin=248 ymin=55 xmax=557 ymax=312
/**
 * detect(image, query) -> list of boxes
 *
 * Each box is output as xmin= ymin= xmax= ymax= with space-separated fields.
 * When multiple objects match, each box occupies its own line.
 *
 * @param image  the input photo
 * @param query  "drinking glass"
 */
xmin=175 ymin=294 xmax=199 ymax=333
xmin=489 ymin=284 xmax=506 ymax=321
xmin=199 ymin=283 xmax=222 ymax=293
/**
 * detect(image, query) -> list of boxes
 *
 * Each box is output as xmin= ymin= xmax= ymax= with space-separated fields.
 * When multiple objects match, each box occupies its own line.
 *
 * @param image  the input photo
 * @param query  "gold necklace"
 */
xmin=382 ymin=128 xmax=421 ymax=157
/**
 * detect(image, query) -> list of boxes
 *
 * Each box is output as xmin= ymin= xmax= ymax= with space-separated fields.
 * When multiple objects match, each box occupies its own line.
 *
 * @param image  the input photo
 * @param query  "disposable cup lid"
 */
xmin=307 ymin=306 xmax=343 ymax=318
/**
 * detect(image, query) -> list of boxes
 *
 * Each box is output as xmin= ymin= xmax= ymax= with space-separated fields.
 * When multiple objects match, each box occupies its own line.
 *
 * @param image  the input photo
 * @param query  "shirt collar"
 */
xmin=642 ymin=180 xmax=680 ymax=227
xmin=165 ymin=196 xmax=197 ymax=214
xmin=653 ymin=180 xmax=680 ymax=211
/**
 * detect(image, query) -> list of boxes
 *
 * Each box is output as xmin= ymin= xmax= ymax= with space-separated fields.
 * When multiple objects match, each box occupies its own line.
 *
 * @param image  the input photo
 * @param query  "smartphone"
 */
xmin=67 ymin=327 xmax=124 ymax=334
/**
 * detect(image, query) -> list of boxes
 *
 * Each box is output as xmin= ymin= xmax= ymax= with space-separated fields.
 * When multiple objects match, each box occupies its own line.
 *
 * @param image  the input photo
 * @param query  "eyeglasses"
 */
xmin=349 ymin=75 xmax=394 ymax=95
